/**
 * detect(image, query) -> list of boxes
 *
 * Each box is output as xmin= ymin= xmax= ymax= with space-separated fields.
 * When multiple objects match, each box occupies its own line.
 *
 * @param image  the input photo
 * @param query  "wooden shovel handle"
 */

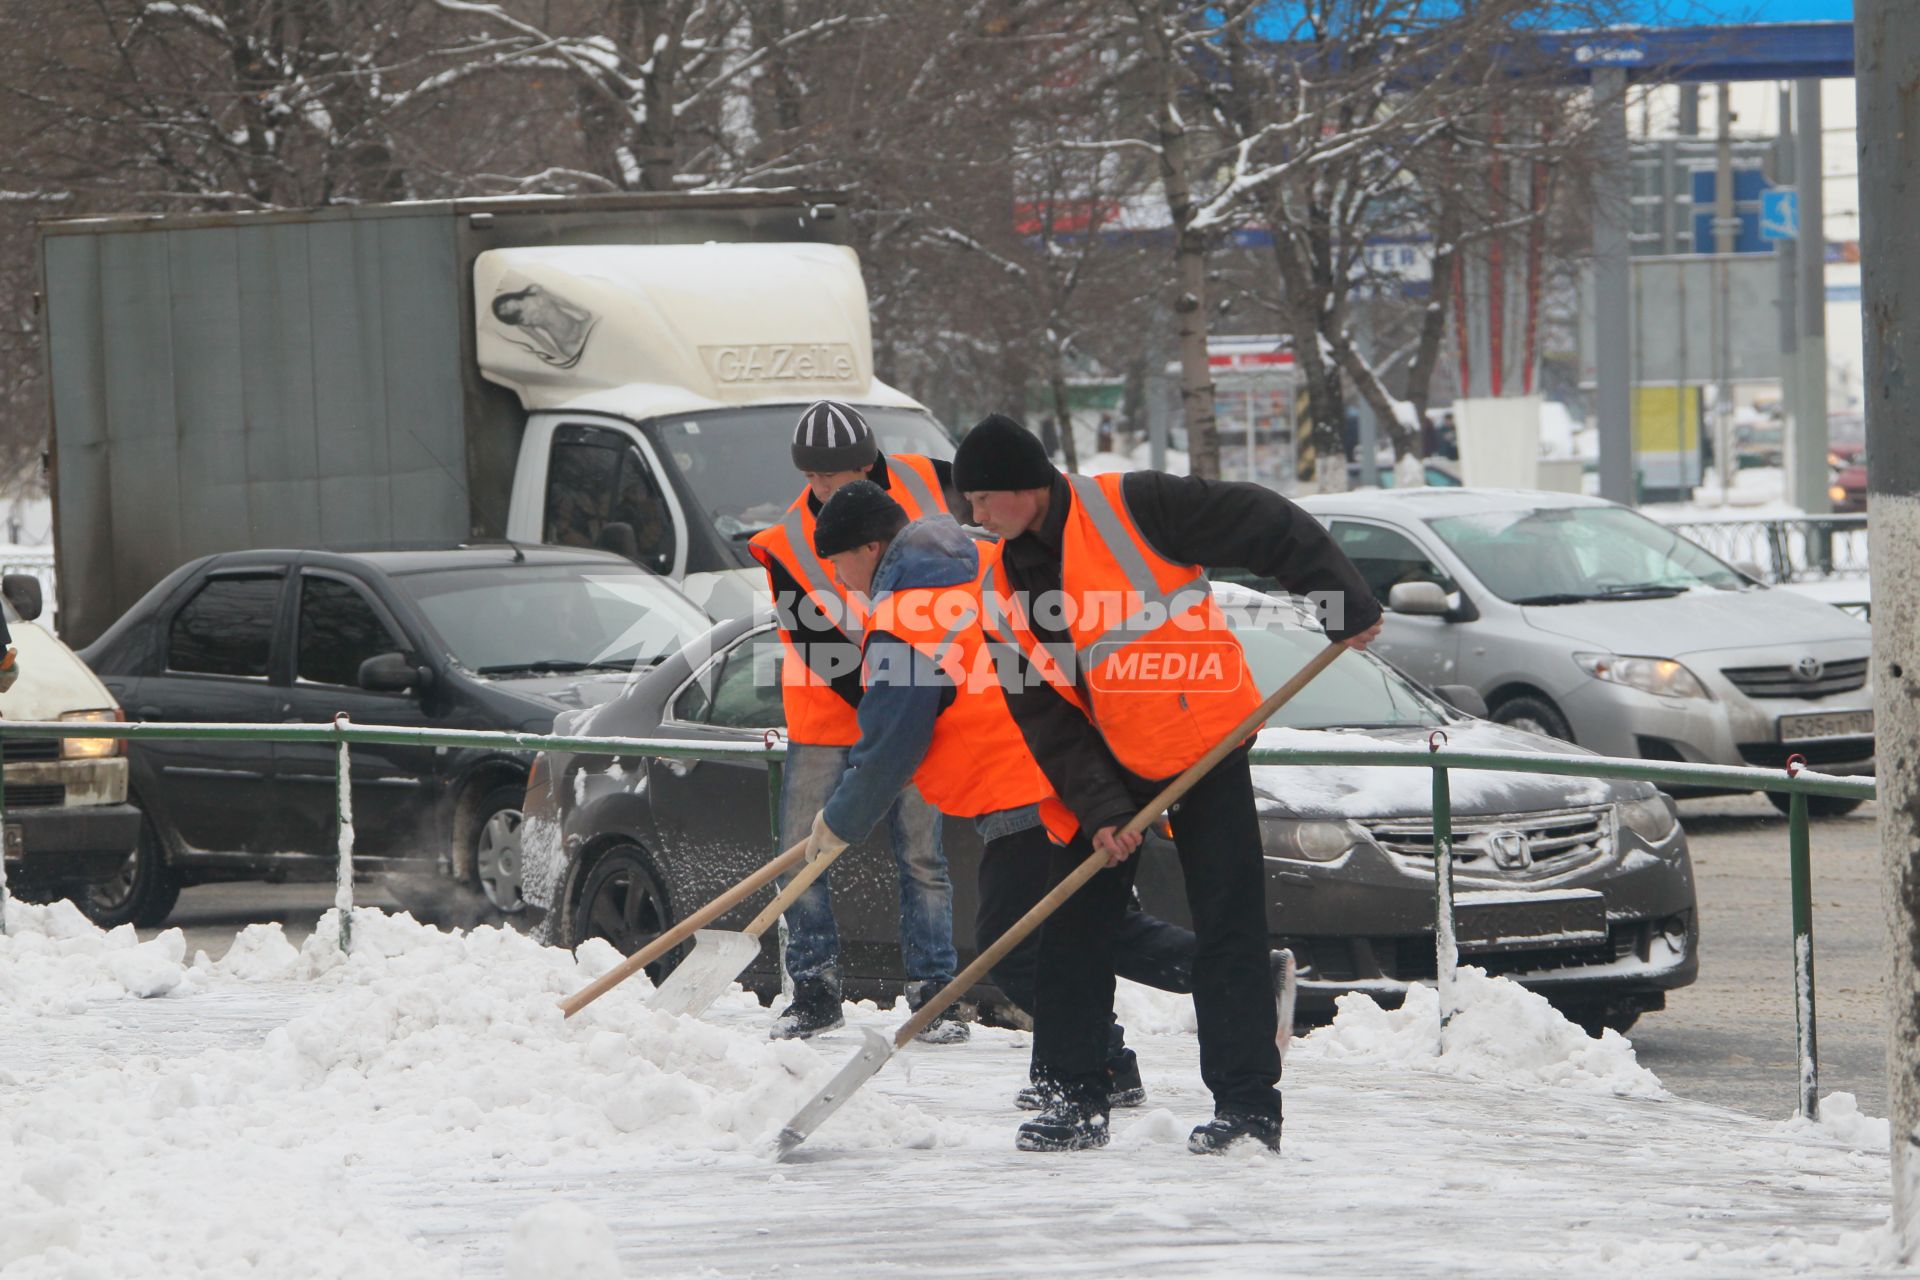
xmin=742 ymin=839 xmax=849 ymax=938
xmin=560 ymin=838 xmax=810 ymax=1017
xmin=888 ymin=639 xmax=1348 ymax=1050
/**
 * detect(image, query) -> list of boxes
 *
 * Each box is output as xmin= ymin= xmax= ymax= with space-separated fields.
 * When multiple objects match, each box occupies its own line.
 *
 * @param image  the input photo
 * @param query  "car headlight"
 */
xmin=60 ymin=709 xmax=123 ymax=759
xmin=1574 ymin=653 xmax=1710 ymax=700
xmin=1617 ymin=794 xmax=1678 ymax=844
xmin=1261 ymin=816 xmax=1356 ymax=862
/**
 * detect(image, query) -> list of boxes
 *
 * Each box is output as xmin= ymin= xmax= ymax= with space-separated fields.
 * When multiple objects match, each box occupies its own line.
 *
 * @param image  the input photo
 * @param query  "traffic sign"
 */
xmin=1762 ymin=189 xmax=1800 ymax=242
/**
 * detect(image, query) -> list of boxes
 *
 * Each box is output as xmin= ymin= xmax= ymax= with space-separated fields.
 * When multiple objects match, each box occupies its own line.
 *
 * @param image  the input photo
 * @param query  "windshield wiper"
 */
xmin=475 ymin=659 xmax=594 ymax=676
xmin=1510 ymin=592 xmax=1601 ymax=606
xmin=1597 ymin=583 xmax=1689 ymax=598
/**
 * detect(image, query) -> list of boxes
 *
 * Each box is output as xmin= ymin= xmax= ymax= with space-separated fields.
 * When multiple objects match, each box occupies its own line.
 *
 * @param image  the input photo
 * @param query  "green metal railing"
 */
xmin=0 ymin=715 xmax=1872 ymax=1119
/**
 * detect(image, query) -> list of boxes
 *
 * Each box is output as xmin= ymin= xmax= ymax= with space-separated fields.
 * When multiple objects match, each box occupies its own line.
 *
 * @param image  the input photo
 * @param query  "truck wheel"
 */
xmin=469 ymin=784 xmax=528 ymax=913
xmin=1766 ymin=791 xmax=1866 ymax=819
xmin=1492 ymin=694 xmax=1573 ymax=743
xmin=83 ymin=816 xmax=182 ymax=929
xmin=569 ymin=844 xmax=679 ymax=984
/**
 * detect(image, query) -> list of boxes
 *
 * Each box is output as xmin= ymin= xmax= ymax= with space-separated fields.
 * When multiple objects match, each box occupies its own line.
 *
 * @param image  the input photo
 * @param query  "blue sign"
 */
xmin=1761 ymin=190 xmax=1799 ymax=242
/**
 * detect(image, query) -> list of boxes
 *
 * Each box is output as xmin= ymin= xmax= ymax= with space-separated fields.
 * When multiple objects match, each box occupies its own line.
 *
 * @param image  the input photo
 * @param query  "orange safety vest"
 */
xmin=868 ymin=571 xmax=1078 ymax=844
xmin=980 ymin=472 xmax=1262 ymax=781
xmin=748 ymin=453 xmax=948 ymax=746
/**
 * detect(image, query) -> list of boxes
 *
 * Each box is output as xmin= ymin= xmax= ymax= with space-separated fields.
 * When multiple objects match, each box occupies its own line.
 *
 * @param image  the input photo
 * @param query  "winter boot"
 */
xmin=1187 ymin=1108 xmax=1282 ymax=1155
xmin=1015 ymin=1087 xmax=1110 ymax=1152
xmin=904 ymin=980 xmax=971 ymax=1045
xmin=768 ymin=981 xmax=844 ymax=1040
xmin=1014 ymin=1048 xmax=1147 ymax=1110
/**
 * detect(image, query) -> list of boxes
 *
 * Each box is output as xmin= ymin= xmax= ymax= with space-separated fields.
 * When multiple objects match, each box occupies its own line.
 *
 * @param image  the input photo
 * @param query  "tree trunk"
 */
xmin=1050 ymin=364 xmax=1080 ymax=472
xmin=1141 ymin=1 xmax=1218 ymax=478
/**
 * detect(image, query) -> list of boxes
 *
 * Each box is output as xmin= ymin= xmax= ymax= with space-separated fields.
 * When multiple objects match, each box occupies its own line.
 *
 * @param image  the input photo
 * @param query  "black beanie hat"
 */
xmin=791 ymin=400 xmax=879 ymax=472
xmin=952 ymin=413 xmax=1057 ymax=492
xmin=813 ymin=479 xmax=909 ymax=557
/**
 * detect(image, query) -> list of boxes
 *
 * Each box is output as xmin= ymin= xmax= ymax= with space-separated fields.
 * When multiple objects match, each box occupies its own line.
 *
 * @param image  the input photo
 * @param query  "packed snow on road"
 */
xmin=0 ymin=899 xmax=1900 ymax=1278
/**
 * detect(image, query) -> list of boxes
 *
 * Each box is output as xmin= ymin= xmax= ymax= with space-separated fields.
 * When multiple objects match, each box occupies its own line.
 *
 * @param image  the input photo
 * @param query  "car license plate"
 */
xmin=1778 ymin=710 xmax=1873 ymax=742
xmin=1453 ymin=889 xmax=1607 ymax=954
xmin=3 ymin=823 xmax=20 ymax=862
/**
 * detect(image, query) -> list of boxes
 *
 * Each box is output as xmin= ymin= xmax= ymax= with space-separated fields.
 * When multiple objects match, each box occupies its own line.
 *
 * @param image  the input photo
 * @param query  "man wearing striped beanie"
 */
xmin=747 ymin=401 xmax=969 ymax=1041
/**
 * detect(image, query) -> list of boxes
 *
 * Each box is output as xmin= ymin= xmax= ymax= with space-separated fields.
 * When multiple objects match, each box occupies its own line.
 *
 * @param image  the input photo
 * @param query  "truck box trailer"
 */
xmin=38 ymin=191 xmax=956 ymax=645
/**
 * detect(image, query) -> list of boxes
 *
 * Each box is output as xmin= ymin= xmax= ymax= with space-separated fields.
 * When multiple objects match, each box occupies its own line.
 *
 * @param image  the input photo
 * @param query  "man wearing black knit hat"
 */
xmin=747 ymin=401 xmax=968 ymax=1041
xmin=954 ymin=413 xmax=1383 ymax=1155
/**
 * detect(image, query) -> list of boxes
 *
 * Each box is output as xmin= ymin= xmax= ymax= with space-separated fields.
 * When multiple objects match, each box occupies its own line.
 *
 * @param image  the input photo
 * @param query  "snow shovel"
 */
xmin=559 ymin=838 xmax=811 ymax=1018
xmin=774 ymin=638 xmax=1349 ymax=1158
xmin=646 ymin=838 xmax=853 ymax=1017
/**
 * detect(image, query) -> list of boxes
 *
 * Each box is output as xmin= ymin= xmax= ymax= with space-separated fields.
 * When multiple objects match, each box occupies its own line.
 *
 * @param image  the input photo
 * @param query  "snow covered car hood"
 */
xmin=1251 ymin=719 xmax=1637 ymax=821
xmin=1516 ymin=585 xmax=1867 ymax=659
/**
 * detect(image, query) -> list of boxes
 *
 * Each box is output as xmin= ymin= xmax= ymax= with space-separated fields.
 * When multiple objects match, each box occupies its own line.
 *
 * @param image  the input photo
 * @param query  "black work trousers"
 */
xmin=976 ymin=823 xmax=1197 ymax=1067
xmin=1030 ymin=747 xmax=1279 ymax=1119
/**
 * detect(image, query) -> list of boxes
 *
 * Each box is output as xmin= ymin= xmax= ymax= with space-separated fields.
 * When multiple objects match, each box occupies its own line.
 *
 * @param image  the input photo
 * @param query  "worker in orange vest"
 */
xmin=953 ymin=414 xmax=1383 ymax=1154
xmin=746 ymin=401 xmax=962 ymax=1041
xmin=804 ymin=479 xmax=1216 ymax=1092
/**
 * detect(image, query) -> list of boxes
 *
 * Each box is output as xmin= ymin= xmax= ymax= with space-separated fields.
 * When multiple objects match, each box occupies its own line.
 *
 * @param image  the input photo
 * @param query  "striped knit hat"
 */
xmin=791 ymin=400 xmax=878 ymax=472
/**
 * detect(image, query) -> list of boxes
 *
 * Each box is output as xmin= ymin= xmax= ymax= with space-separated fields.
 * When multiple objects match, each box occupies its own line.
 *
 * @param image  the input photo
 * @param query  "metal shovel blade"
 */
xmin=1275 ymin=947 xmax=1299 ymax=1060
xmin=773 ymin=1026 xmax=894 ymax=1159
xmin=646 ymin=929 xmax=764 ymax=1018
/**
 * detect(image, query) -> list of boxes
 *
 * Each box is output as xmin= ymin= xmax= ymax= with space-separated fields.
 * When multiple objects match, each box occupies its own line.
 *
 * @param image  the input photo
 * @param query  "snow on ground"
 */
xmin=0 ymin=900 xmax=1904 ymax=1278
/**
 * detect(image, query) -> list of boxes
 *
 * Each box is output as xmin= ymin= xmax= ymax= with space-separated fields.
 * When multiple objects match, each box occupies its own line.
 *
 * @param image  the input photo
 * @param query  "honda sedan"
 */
xmin=517 ymin=586 xmax=1698 ymax=1034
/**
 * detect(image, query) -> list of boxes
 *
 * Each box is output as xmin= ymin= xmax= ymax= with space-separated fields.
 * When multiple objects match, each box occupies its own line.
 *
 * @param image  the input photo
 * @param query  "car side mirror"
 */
xmin=1434 ymin=684 xmax=1489 ymax=719
xmin=1387 ymin=581 xmax=1450 ymax=617
xmin=1733 ymin=560 xmax=1769 ymax=584
xmin=359 ymin=651 xmax=432 ymax=693
xmin=3 ymin=573 xmax=43 ymax=622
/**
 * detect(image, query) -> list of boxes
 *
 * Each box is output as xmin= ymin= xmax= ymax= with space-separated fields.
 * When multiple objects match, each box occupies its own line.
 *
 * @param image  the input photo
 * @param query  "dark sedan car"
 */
xmin=518 ymin=587 xmax=1699 ymax=1035
xmin=78 ymin=544 xmax=710 ymax=927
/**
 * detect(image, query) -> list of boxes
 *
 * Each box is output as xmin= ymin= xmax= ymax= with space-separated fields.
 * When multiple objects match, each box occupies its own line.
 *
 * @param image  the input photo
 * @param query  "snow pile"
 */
xmin=0 ymin=907 xmax=950 ymax=1278
xmin=1781 ymin=1091 xmax=1891 ymax=1152
xmin=505 ymin=1202 xmax=623 ymax=1279
xmin=1114 ymin=978 xmax=1198 ymax=1036
xmin=1299 ymin=967 xmax=1666 ymax=1099
xmin=0 ymin=897 xmax=198 ymax=1007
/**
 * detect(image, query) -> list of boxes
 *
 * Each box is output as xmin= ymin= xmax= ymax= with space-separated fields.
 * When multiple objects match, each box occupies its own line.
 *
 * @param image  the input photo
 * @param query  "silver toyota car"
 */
xmin=1291 ymin=489 xmax=1874 ymax=816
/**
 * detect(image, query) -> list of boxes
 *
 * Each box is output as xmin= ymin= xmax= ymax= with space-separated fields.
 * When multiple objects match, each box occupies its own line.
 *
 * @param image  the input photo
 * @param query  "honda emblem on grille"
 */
xmin=1793 ymin=656 xmax=1824 ymax=682
xmin=1486 ymin=830 xmax=1533 ymax=870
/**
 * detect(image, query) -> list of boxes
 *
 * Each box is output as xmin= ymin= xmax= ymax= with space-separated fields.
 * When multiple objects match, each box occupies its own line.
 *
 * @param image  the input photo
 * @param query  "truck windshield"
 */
xmin=1426 ymin=505 xmax=1746 ymax=605
xmin=397 ymin=562 xmax=712 ymax=676
xmin=653 ymin=406 xmax=956 ymax=541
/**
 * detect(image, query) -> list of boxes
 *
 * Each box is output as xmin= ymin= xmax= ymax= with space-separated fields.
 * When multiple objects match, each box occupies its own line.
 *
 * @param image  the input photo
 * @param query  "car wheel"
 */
xmin=469 ymin=784 xmax=528 ymax=913
xmin=1766 ymin=790 xmax=1866 ymax=819
xmin=1492 ymin=694 xmax=1573 ymax=743
xmin=1558 ymin=998 xmax=1642 ymax=1038
xmin=83 ymin=815 xmax=182 ymax=929
xmin=569 ymin=843 xmax=679 ymax=983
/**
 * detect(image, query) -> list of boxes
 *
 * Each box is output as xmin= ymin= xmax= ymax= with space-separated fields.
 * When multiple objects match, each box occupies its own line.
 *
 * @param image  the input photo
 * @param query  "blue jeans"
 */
xmin=777 ymin=742 xmax=953 ymax=993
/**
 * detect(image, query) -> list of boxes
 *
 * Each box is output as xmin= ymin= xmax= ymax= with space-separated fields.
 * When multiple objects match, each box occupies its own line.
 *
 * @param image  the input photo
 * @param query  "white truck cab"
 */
xmin=480 ymin=243 xmax=955 ymax=618
xmin=0 ymin=574 xmax=141 ymax=913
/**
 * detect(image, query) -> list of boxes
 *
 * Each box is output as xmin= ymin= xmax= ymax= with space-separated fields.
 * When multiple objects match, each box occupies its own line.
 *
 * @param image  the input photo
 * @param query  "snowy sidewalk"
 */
xmin=0 ymin=904 xmax=1902 ymax=1278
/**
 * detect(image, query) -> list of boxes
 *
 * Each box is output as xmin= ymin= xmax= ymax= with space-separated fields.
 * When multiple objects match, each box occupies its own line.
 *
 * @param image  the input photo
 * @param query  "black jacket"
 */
xmin=995 ymin=470 xmax=1382 ymax=835
xmin=759 ymin=454 xmax=962 ymax=710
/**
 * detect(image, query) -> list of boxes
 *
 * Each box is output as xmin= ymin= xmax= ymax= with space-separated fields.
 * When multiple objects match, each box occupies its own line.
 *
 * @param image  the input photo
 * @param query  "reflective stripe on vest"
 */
xmin=868 ymin=578 xmax=1076 ymax=841
xmin=981 ymin=472 xmax=1260 ymax=780
xmin=1063 ymin=475 xmax=1216 ymax=666
xmin=748 ymin=454 xmax=951 ymax=747
xmin=888 ymin=453 xmax=942 ymax=516
xmin=777 ymin=507 xmax=864 ymax=644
